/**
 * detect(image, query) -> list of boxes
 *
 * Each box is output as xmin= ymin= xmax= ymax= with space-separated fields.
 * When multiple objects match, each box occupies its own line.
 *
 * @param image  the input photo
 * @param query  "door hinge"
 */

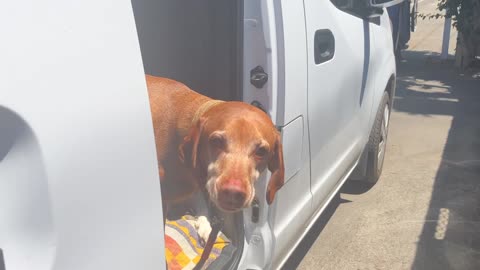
xmin=250 ymin=100 xmax=267 ymax=113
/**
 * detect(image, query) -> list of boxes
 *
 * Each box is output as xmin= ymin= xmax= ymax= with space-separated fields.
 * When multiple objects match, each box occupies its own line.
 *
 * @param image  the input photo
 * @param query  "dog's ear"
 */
xmin=266 ymin=133 xmax=285 ymax=205
xmin=179 ymin=117 xmax=206 ymax=169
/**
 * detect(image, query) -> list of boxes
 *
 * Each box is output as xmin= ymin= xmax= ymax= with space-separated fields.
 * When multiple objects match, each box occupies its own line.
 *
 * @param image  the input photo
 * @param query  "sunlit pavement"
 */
xmin=285 ymin=0 xmax=480 ymax=269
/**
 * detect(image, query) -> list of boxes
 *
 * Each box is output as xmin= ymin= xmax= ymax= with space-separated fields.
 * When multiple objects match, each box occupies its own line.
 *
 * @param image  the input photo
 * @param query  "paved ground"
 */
xmin=284 ymin=0 xmax=480 ymax=269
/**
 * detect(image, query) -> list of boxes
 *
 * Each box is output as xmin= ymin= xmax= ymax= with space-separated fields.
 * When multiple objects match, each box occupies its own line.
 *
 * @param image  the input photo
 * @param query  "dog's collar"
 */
xmin=191 ymin=99 xmax=224 ymax=126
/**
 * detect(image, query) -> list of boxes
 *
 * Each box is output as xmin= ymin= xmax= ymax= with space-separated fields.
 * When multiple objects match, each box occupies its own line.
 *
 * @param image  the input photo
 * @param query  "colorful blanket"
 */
xmin=165 ymin=215 xmax=234 ymax=270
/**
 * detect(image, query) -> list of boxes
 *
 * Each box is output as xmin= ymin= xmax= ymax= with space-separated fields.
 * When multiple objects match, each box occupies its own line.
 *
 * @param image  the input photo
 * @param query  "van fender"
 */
xmin=350 ymin=54 xmax=395 ymax=180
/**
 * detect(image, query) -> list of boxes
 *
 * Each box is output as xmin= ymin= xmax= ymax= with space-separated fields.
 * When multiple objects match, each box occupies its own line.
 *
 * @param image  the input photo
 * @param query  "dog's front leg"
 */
xmin=190 ymin=191 xmax=213 ymax=246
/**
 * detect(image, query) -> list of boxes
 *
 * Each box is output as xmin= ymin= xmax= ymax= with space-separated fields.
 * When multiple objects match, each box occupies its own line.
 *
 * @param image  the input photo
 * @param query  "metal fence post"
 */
xmin=441 ymin=9 xmax=452 ymax=60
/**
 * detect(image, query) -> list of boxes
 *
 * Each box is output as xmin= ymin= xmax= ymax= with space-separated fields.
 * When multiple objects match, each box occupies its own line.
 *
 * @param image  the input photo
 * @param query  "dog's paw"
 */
xmin=195 ymin=216 xmax=212 ymax=246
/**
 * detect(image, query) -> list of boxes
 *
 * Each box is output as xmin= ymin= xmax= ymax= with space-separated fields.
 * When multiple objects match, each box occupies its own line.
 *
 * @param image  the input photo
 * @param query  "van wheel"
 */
xmin=364 ymin=91 xmax=390 ymax=184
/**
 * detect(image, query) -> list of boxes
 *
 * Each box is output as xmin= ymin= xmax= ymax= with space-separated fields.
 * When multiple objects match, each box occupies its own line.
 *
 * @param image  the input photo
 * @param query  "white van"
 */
xmin=0 ymin=0 xmax=398 ymax=269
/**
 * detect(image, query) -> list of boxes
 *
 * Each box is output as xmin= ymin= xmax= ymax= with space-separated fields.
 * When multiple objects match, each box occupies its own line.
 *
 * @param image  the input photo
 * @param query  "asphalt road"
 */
xmin=284 ymin=0 xmax=480 ymax=269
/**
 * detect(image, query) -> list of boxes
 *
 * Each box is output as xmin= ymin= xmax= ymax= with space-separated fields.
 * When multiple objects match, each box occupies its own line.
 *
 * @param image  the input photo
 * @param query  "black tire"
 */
xmin=363 ymin=91 xmax=391 ymax=184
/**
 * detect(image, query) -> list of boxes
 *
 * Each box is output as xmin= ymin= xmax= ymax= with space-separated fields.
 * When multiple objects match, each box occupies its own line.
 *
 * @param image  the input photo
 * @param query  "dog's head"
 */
xmin=179 ymin=101 xmax=284 ymax=212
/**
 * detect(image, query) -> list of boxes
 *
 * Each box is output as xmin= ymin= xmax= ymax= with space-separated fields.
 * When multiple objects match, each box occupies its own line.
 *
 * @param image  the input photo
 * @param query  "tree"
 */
xmin=442 ymin=0 xmax=480 ymax=68
xmin=419 ymin=0 xmax=480 ymax=69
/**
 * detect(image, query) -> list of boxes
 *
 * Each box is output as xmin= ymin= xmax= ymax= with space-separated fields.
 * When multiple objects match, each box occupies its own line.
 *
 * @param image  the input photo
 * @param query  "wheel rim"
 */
xmin=377 ymin=104 xmax=390 ymax=171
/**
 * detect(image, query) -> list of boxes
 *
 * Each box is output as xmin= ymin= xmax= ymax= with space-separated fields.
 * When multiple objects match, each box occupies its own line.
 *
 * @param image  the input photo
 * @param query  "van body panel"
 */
xmin=0 ymin=1 xmax=165 ymax=269
xmin=304 ymin=0 xmax=370 ymax=209
xmin=370 ymin=12 xmax=397 ymax=128
xmin=260 ymin=0 xmax=314 ymax=268
xmin=269 ymin=1 xmax=396 ymax=269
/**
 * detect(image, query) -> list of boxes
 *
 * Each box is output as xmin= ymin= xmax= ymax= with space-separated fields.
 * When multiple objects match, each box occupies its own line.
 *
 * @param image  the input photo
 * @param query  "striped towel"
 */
xmin=165 ymin=215 xmax=232 ymax=270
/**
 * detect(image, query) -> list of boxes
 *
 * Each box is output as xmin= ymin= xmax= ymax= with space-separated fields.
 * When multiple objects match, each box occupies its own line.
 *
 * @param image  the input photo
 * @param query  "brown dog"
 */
xmin=147 ymin=75 xmax=284 ymax=219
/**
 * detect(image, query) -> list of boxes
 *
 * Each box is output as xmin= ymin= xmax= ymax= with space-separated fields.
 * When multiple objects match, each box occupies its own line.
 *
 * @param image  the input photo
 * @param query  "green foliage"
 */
xmin=439 ymin=0 xmax=477 ymax=35
xmin=418 ymin=0 xmax=478 ymax=35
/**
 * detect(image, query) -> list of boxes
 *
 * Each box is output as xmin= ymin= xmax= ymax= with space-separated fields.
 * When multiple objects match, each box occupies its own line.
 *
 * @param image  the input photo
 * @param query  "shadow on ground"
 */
xmin=281 ymin=180 xmax=374 ymax=270
xmin=396 ymin=50 xmax=480 ymax=270
xmin=282 ymin=50 xmax=480 ymax=270
xmin=281 ymin=193 xmax=346 ymax=269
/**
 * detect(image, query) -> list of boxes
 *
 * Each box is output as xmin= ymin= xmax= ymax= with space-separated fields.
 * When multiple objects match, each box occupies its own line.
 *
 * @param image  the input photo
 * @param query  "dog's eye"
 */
xmin=255 ymin=146 xmax=268 ymax=158
xmin=209 ymin=134 xmax=226 ymax=149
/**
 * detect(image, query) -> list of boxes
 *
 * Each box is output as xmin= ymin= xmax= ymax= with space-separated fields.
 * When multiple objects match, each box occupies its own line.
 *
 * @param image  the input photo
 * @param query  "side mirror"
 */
xmin=331 ymin=0 xmax=405 ymax=18
xmin=370 ymin=0 xmax=405 ymax=8
xmin=363 ymin=0 xmax=405 ymax=18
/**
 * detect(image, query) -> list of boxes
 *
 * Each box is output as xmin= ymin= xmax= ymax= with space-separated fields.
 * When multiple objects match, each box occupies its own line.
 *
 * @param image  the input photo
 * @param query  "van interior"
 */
xmin=132 ymin=0 xmax=243 ymax=101
xmin=131 ymin=0 xmax=244 ymax=268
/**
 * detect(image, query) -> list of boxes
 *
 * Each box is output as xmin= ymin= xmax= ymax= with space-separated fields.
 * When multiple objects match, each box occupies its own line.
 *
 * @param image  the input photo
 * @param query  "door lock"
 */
xmin=250 ymin=65 xmax=268 ymax=89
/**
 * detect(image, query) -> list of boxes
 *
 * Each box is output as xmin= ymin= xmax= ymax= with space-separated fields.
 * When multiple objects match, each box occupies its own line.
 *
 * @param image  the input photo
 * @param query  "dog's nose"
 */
xmin=221 ymin=187 xmax=246 ymax=204
xmin=218 ymin=180 xmax=247 ymax=209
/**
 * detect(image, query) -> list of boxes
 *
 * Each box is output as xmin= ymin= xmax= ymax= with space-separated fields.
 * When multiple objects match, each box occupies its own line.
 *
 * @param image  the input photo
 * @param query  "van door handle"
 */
xmin=314 ymin=29 xmax=335 ymax=64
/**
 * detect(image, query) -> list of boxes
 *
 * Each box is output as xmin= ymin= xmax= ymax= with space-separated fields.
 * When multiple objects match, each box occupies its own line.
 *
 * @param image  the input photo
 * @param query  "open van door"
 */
xmin=0 ymin=1 xmax=165 ymax=270
xmin=238 ymin=0 xmax=313 ymax=269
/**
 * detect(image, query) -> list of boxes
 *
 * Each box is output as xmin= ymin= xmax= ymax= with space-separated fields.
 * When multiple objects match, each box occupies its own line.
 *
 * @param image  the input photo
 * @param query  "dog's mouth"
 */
xmin=216 ymin=203 xmax=242 ymax=212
